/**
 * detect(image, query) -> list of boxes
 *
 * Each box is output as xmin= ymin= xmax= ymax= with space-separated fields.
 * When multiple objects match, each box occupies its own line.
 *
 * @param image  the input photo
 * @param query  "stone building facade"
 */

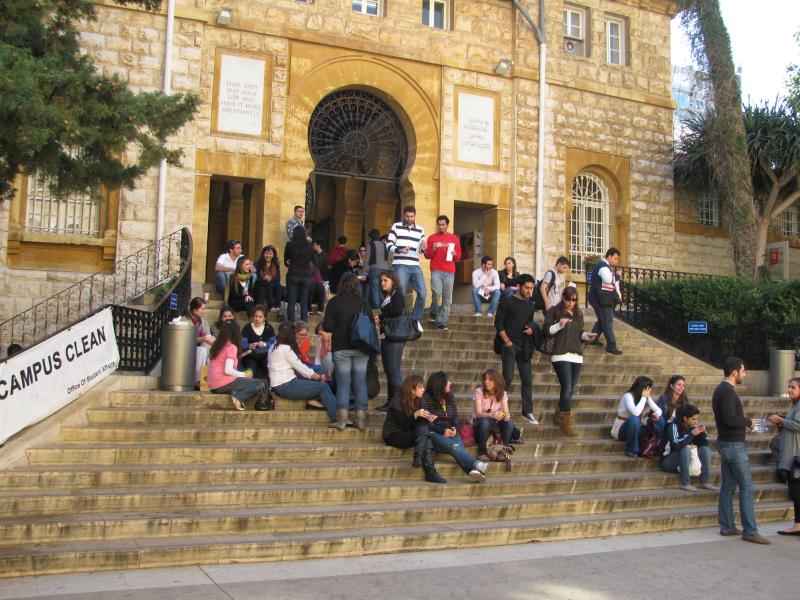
xmin=1 ymin=0 xmax=714 ymax=323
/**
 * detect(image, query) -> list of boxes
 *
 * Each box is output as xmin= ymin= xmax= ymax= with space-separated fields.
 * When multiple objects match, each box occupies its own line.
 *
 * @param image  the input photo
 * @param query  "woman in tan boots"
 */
xmin=543 ymin=287 xmax=597 ymax=436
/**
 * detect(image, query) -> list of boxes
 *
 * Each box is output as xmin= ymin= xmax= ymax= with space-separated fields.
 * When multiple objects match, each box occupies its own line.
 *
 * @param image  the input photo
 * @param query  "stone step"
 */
xmin=24 ymin=436 xmax=775 ymax=466
xmin=81 ymin=407 xmax=782 ymax=431
xmin=107 ymin=390 xmax=788 ymax=412
xmin=0 ymin=503 xmax=789 ymax=578
xmin=0 ymin=454 xmax=777 ymax=491
xmin=0 ymin=485 xmax=787 ymax=545
xmin=0 ymin=468 xmax=781 ymax=518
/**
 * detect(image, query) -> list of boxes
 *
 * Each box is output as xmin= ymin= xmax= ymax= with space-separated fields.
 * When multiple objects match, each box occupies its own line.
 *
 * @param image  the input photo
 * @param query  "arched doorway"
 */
xmin=306 ymin=89 xmax=409 ymax=249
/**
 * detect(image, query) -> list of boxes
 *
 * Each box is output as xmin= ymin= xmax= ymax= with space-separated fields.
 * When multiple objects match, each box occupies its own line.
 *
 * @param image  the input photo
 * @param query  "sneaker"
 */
xmin=521 ymin=413 xmax=539 ymax=425
xmin=680 ymin=484 xmax=698 ymax=492
xmin=416 ymin=321 xmax=424 ymax=333
xmin=486 ymin=313 xmax=493 ymax=318
xmin=428 ymin=314 xmax=436 ymax=322
xmin=473 ymin=312 xmax=482 ymax=317
xmin=436 ymin=323 xmax=448 ymax=331
xmin=468 ymin=468 xmax=486 ymax=483
xmin=698 ymin=483 xmax=719 ymax=491
xmin=741 ymin=533 xmax=771 ymax=545
xmin=474 ymin=460 xmax=488 ymax=474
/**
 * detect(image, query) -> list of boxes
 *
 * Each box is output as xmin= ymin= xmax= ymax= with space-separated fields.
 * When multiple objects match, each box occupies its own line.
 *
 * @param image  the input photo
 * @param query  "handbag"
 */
xmin=686 ymin=444 xmax=702 ymax=477
xmin=638 ymin=420 xmax=660 ymax=459
xmin=253 ymin=385 xmax=274 ymax=411
xmin=383 ymin=314 xmax=422 ymax=343
xmin=350 ymin=300 xmax=380 ymax=355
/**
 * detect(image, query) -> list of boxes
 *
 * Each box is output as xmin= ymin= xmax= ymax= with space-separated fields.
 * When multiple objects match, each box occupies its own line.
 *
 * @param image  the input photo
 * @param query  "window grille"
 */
xmin=422 ymin=0 xmax=448 ymax=29
xmin=352 ymin=0 xmax=380 ymax=15
xmin=782 ymin=205 xmax=800 ymax=238
xmin=699 ymin=195 xmax=720 ymax=228
xmin=570 ymin=172 xmax=610 ymax=274
xmin=25 ymin=174 xmax=100 ymax=237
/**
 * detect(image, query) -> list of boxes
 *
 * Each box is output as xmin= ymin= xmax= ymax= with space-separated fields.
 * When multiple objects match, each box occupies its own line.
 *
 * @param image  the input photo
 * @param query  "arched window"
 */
xmin=570 ymin=172 xmax=610 ymax=274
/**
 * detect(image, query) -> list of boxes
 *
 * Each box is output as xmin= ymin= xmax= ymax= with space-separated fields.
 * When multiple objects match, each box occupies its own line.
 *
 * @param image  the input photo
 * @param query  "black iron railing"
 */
xmin=613 ymin=266 xmax=715 ymax=322
xmin=0 ymin=228 xmax=193 ymax=371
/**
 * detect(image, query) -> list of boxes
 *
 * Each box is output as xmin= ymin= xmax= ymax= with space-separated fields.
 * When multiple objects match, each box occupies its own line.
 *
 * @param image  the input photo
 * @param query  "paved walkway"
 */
xmin=2 ymin=522 xmax=797 ymax=600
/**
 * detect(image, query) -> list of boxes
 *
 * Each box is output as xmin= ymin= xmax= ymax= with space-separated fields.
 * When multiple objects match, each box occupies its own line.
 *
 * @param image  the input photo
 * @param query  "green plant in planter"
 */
xmin=583 ymin=255 xmax=602 ymax=272
xmin=762 ymin=279 xmax=800 ymax=349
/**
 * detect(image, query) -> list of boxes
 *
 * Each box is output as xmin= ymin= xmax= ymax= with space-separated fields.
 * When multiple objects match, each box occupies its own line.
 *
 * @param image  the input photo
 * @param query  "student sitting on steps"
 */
xmin=207 ymin=321 xmax=264 ymax=411
xmin=660 ymin=403 xmax=717 ymax=492
xmin=610 ymin=375 xmax=661 ymax=458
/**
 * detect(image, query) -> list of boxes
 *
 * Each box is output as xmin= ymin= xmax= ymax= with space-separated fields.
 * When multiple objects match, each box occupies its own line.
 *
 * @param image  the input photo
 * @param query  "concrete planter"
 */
xmin=768 ymin=348 xmax=795 ymax=396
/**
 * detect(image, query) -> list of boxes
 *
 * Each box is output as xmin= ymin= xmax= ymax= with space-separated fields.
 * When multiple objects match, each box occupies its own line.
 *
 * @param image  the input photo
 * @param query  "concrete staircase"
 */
xmin=0 ymin=311 xmax=791 ymax=577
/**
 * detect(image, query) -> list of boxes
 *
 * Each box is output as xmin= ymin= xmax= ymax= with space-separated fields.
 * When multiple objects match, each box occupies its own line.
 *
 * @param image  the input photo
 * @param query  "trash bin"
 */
xmin=160 ymin=317 xmax=197 ymax=392
xmin=769 ymin=348 xmax=795 ymax=396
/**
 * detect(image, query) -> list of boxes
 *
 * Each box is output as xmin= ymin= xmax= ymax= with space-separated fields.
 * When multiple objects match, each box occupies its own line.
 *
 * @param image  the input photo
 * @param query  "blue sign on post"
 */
xmin=169 ymin=293 xmax=178 ymax=311
xmin=688 ymin=321 xmax=708 ymax=334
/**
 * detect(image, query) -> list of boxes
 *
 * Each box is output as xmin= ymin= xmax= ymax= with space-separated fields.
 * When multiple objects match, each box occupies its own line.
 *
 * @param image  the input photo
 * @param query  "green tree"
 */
xmin=788 ymin=30 xmax=800 ymax=110
xmin=679 ymin=0 xmax=757 ymax=275
xmin=0 ymin=0 xmax=200 ymax=201
xmin=675 ymin=101 xmax=800 ymax=270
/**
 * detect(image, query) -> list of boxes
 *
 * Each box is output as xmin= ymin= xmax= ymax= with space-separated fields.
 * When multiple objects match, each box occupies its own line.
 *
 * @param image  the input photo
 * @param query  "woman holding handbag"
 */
xmin=382 ymin=374 xmax=445 ymax=483
xmin=611 ymin=375 xmax=661 ymax=457
xmin=768 ymin=377 xmax=800 ymax=535
xmin=472 ymin=368 xmax=514 ymax=461
xmin=660 ymin=403 xmax=716 ymax=492
xmin=542 ymin=287 xmax=597 ymax=437
xmin=374 ymin=270 xmax=406 ymax=412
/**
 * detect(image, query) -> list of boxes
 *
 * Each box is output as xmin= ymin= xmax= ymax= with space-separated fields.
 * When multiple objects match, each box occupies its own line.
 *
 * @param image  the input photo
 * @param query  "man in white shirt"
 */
xmin=387 ymin=205 xmax=427 ymax=324
xmin=471 ymin=255 xmax=501 ymax=318
xmin=540 ymin=256 xmax=571 ymax=312
xmin=214 ymin=239 xmax=242 ymax=295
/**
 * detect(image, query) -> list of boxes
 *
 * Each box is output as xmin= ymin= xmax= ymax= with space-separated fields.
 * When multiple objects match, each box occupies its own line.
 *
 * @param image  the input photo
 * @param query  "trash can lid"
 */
xmin=165 ymin=317 xmax=195 ymax=330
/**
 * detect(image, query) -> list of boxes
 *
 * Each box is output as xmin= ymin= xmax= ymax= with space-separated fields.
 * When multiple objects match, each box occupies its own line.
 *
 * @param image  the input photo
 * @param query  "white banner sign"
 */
xmin=0 ymin=308 xmax=119 ymax=444
xmin=216 ymin=53 xmax=266 ymax=137
xmin=457 ymin=91 xmax=496 ymax=166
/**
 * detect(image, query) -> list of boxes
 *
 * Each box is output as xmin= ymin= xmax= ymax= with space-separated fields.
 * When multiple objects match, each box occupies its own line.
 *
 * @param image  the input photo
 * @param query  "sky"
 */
xmin=670 ymin=0 xmax=800 ymax=105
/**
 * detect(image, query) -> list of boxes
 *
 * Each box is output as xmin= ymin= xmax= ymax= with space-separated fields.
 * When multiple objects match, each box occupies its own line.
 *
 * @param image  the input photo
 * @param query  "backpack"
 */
xmin=532 ymin=269 xmax=555 ymax=311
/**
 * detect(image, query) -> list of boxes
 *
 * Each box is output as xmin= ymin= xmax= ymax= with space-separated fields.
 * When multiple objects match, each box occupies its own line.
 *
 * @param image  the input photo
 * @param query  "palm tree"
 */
xmin=675 ymin=101 xmax=800 ymax=270
xmin=678 ymin=0 xmax=757 ymax=274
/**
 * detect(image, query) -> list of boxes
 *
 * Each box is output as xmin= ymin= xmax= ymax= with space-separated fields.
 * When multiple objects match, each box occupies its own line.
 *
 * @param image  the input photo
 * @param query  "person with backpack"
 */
xmin=533 ymin=256 xmax=570 ymax=315
xmin=587 ymin=247 xmax=623 ymax=355
xmin=424 ymin=215 xmax=461 ymax=331
xmin=542 ymin=287 xmax=597 ymax=436
xmin=494 ymin=274 xmax=538 ymax=425
xmin=364 ymin=228 xmax=390 ymax=309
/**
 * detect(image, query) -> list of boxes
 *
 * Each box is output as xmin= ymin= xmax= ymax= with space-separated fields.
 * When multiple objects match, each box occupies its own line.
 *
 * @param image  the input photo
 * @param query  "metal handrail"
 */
xmin=0 ymin=228 xmax=192 ymax=363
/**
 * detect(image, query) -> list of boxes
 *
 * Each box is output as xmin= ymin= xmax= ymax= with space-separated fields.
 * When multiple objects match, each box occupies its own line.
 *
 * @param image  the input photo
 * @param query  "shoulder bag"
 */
xmin=350 ymin=300 xmax=380 ymax=355
xmin=383 ymin=298 xmax=422 ymax=343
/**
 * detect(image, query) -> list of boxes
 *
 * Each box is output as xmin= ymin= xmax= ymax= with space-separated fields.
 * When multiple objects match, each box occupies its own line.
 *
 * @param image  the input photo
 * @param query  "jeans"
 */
xmin=367 ymin=268 xmax=386 ymax=309
xmin=429 ymin=432 xmax=477 ymax=474
xmin=474 ymin=417 xmax=515 ymax=454
xmin=588 ymin=296 xmax=618 ymax=351
xmin=272 ymin=377 xmax=337 ymax=421
xmin=333 ymin=349 xmax=369 ymax=411
xmin=380 ymin=339 xmax=404 ymax=403
xmin=286 ymin=273 xmax=311 ymax=322
xmin=618 ymin=415 xmax=642 ymax=454
xmin=717 ymin=440 xmax=758 ymax=535
xmin=394 ymin=264 xmax=427 ymax=321
xmin=552 ymin=360 xmax=582 ymax=412
xmin=210 ymin=377 xmax=264 ymax=402
xmin=501 ymin=342 xmax=533 ymax=415
xmin=429 ymin=270 xmax=455 ymax=326
xmin=472 ymin=288 xmax=501 ymax=315
xmin=254 ymin=279 xmax=284 ymax=309
xmin=662 ymin=444 xmax=712 ymax=486
xmin=214 ymin=271 xmax=230 ymax=295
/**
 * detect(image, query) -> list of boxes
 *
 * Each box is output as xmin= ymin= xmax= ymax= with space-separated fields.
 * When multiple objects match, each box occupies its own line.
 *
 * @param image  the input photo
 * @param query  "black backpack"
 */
xmin=532 ymin=269 xmax=555 ymax=311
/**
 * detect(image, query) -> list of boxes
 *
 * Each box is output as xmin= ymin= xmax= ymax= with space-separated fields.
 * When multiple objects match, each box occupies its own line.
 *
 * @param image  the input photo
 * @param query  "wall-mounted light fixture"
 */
xmin=494 ymin=59 xmax=514 ymax=76
xmin=216 ymin=7 xmax=234 ymax=26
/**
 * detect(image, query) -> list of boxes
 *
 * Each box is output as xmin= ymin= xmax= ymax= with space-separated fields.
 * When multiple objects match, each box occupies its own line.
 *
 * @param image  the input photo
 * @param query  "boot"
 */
xmin=355 ymin=409 xmax=367 ymax=431
xmin=559 ymin=410 xmax=578 ymax=437
xmin=552 ymin=408 xmax=561 ymax=426
xmin=329 ymin=408 xmax=348 ymax=430
xmin=412 ymin=425 xmax=428 ymax=468
xmin=422 ymin=448 xmax=446 ymax=483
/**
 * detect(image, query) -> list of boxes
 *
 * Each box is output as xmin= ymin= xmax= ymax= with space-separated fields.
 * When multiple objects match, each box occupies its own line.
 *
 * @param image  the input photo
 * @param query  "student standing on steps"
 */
xmin=424 ymin=214 xmax=461 ymax=331
xmin=587 ymin=247 xmax=622 ymax=355
xmin=387 ymin=205 xmax=427 ymax=328
xmin=712 ymin=356 xmax=771 ymax=545
xmin=538 ymin=256 xmax=571 ymax=314
xmin=768 ymin=377 xmax=800 ymax=536
xmin=542 ymin=287 xmax=597 ymax=436
xmin=382 ymin=374 xmax=446 ymax=483
xmin=494 ymin=274 xmax=538 ymax=426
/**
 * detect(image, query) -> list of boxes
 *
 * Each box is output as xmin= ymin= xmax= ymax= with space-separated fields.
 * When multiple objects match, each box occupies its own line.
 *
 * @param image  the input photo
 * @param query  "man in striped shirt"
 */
xmin=387 ymin=205 xmax=427 ymax=325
